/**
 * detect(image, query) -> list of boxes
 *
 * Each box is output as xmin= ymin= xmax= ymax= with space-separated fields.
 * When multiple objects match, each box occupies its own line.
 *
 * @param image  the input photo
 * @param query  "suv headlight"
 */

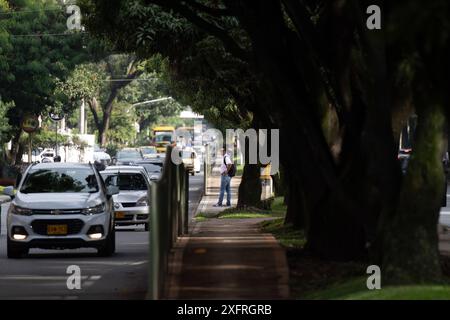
xmin=82 ymin=203 xmax=105 ymax=215
xmin=136 ymin=196 xmax=149 ymax=207
xmin=10 ymin=204 xmax=32 ymax=216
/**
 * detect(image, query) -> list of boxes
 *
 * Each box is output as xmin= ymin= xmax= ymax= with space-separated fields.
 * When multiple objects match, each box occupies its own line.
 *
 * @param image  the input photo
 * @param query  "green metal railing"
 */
xmin=149 ymin=145 xmax=189 ymax=300
xmin=203 ymin=144 xmax=213 ymax=196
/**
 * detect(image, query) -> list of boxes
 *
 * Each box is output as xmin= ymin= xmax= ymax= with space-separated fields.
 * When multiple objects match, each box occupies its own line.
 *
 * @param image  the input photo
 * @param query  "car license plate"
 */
xmin=47 ymin=224 xmax=68 ymax=235
xmin=115 ymin=212 xmax=125 ymax=219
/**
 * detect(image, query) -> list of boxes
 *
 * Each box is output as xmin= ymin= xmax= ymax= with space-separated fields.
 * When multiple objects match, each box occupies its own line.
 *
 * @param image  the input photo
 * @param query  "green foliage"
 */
xmin=105 ymin=143 xmax=119 ymax=157
xmin=55 ymin=63 xmax=105 ymax=104
xmin=260 ymin=218 xmax=306 ymax=249
xmin=303 ymin=277 xmax=450 ymax=300
xmin=23 ymin=129 xmax=68 ymax=149
xmin=0 ymin=99 xmax=12 ymax=144
xmin=107 ymin=101 xmax=137 ymax=145
xmin=79 ymin=0 xmax=254 ymax=132
xmin=0 ymin=0 xmax=107 ymax=150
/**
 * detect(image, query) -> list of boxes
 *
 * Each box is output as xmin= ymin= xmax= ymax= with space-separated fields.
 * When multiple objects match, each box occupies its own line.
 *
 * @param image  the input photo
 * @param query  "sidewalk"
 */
xmin=166 ymin=156 xmax=290 ymax=299
xmin=195 ymin=156 xmax=241 ymax=217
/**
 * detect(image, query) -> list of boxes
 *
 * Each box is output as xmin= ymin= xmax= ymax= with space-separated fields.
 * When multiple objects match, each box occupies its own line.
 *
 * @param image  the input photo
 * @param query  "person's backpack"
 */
xmin=224 ymin=156 xmax=236 ymax=177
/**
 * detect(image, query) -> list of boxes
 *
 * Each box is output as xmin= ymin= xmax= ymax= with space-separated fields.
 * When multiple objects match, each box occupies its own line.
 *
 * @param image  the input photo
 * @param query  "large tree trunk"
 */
xmin=229 ymin=0 xmax=370 ymax=260
xmin=380 ymin=103 xmax=445 ymax=284
xmin=237 ymin=163 xmax=262 ymax=209
xmin=99 ymin=88 xmax=118 ymax=147
xmin=284 ymin=176 xmax=306 ymax=229
xmin=10 ymin=130 xmax=22 ymax=165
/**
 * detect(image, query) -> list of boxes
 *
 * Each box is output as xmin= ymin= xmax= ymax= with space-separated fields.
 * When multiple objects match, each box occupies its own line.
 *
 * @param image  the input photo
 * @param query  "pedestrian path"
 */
xmin=195 ymin=155 xmax=241 ymax=217
xmin=166 ymin=153 xmax=290 ymax=299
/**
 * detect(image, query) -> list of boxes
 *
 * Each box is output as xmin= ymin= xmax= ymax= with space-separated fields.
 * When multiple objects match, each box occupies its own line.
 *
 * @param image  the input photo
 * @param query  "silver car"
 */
xmin=5 ymin=162 xmax=118 ymax=259
xmin=101 ymin=166 xmax=151 ymax=231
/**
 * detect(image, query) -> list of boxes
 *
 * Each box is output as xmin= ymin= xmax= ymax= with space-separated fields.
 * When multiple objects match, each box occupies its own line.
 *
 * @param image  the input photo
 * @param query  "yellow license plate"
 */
xmin=47 ymin=224 xmax=68 ymax=235
xmin=115 ymin=212 xmax=125 ymax=219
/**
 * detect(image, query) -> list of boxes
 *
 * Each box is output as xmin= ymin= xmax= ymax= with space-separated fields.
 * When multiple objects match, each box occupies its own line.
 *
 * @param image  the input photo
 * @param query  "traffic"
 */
xmin=0 ymin=121 xmax=207 ymax=299
xmin=0 ymin=123 xmax=209 ymax=261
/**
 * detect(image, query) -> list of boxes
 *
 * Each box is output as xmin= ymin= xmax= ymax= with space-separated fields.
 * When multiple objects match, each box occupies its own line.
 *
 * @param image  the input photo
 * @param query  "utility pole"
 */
xmin=80 ymin=98 xmax=85 ymax=134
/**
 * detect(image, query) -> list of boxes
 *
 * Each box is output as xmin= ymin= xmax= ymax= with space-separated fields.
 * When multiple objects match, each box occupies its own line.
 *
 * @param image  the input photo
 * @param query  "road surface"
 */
xmin=0 ymin=171 xmax=204 ymax=299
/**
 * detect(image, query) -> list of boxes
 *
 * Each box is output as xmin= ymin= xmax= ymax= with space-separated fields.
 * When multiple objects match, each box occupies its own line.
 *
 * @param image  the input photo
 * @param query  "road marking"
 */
xmin=0 ymin=274 xmax=102 ymax=282
xmin=0 ymin=276 xmax=86 ymax=280
xmin=130 ymin=260 xmax=147 ymax=266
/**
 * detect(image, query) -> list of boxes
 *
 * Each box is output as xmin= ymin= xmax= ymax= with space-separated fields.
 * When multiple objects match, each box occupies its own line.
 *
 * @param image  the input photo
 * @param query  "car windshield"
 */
xmin=182 ymin=151 xmax=194 ymax=159
xmin=20 ymin=168 xmax=99 ymax=193
xmin=117 ymin=150 xmax=141 ymax=159
xmin=101 ymin=173 xmax=148 ymax=191
xmin=141 ymin=147 xmax=156 ymax=154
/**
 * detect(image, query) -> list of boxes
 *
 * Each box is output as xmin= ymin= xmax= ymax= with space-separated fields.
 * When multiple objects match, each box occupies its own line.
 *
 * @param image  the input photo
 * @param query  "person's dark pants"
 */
xmin=218 ymin=175 xmax=231 ymax=206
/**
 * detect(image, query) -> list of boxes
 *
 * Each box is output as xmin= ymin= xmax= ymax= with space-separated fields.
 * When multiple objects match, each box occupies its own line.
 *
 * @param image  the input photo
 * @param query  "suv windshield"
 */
xmin=20 ymin=168 xmax=99 ymax=193
xmin=101 ymin=173 xmax=148 ymax=191
xmin=117 ymin=150 xmax=142 ymax=159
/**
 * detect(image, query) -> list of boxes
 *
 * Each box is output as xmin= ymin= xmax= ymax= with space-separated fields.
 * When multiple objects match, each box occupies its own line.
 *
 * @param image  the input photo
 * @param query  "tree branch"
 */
xmin=182 ymin=0 xmax=232 ymax=17
xmin=145 ymin=0 xmax=250 ymax=61
xmin=87 ymin=97 xmax=101 ymax=131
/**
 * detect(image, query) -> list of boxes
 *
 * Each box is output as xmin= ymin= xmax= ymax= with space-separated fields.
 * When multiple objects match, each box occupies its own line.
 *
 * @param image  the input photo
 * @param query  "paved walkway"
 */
xmin=166 ymin=154 xmax=290 ymax=299
xmin=196 ymin=155 xmax=241 ymax=217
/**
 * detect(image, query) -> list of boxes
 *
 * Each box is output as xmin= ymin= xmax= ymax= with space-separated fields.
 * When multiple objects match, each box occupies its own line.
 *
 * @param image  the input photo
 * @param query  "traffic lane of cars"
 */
xmin=0 ymin=163 xmax=204 ymax=299
xmin=0 ymin=226 xmax=149 ymax=299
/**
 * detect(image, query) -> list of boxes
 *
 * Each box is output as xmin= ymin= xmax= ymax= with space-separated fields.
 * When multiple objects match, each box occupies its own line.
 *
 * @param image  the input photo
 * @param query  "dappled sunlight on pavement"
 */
xmin=166 ymin=218 xmax=290 ymax=299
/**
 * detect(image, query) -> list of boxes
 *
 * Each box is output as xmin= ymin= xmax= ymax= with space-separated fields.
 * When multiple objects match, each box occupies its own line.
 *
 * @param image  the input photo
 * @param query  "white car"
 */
xmin=4 ymin=162 xmax=118 ymax=258
xmin=94 ymin=150 xmax=111 ymax=165
xmin=101 ymin=166 xmax=151 ymax=231
xmin=22 ymin=148 xmax=56 ymax=163
xmin=181 ymin=148 xmax=201 ymax=175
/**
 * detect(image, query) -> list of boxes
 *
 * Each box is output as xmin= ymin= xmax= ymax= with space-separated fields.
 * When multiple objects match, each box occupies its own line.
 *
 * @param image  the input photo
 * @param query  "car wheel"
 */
xmin=145 ymin=223 xmax=149 ymax=232
xmin=7 ymin=237 xmax=29 ymax=259
xmin=97 ymin=227 xmax=115 ymax=257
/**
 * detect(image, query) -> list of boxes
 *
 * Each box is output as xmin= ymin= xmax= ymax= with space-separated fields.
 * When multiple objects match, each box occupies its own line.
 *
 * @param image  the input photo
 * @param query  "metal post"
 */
xmin=80 ymin=99 xmax=85 ymax=134
xmin=55 ymin=121 xmax=58 ymax=157
xmin=28 ymin=133 xmax=32 ymax=163
xmin=184 ymin=170 xmax=189 ymax=234
xmin=204 ymin=144 xmax=209 ymax=196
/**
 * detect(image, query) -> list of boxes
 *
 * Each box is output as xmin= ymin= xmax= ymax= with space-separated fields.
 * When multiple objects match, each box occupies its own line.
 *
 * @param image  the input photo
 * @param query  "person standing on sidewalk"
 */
xmin=214 ymin=149 xmax=233 ymax=207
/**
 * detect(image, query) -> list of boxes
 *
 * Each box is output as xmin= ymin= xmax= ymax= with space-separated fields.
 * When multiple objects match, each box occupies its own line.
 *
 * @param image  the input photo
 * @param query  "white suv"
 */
xmin=4 ymin=162 xmax=119 ymax=258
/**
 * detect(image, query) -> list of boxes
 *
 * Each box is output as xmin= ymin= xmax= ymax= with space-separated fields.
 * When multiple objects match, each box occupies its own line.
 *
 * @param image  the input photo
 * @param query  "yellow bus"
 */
xmin=152 ymin=126 xmax=175 ymax=153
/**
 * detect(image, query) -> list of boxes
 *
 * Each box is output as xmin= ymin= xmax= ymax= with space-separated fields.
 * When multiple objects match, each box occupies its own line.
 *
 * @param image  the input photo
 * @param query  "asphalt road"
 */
xmin=0 ymin=171 xmax=204 ymax=300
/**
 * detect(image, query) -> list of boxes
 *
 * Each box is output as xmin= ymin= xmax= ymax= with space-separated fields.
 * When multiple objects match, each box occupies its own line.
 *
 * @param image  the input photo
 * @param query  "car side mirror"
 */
xmin=106 ymin=185 xmax=120 ymax=197
xmin=3 ymin=186 xmax=15 ymax=198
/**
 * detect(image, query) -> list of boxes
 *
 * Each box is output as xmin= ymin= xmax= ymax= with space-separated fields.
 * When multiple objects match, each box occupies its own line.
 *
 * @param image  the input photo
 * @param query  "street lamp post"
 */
xmin=49 ymin=112 xmax=64 ymax=157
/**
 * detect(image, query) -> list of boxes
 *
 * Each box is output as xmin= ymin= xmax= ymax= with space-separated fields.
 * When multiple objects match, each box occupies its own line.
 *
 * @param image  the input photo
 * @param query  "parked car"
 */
xmin=101 ymin=166 xmax=150 ymax=231
xmin=94 ymin=147 xmax=112 ymax=166
xmin=22 ymin=148 xmax=56 ymax=163
xmin=113 ymin=148 xmax=143 ymax=165
xmin=4 ymin=162 xmax=118 ymax=258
